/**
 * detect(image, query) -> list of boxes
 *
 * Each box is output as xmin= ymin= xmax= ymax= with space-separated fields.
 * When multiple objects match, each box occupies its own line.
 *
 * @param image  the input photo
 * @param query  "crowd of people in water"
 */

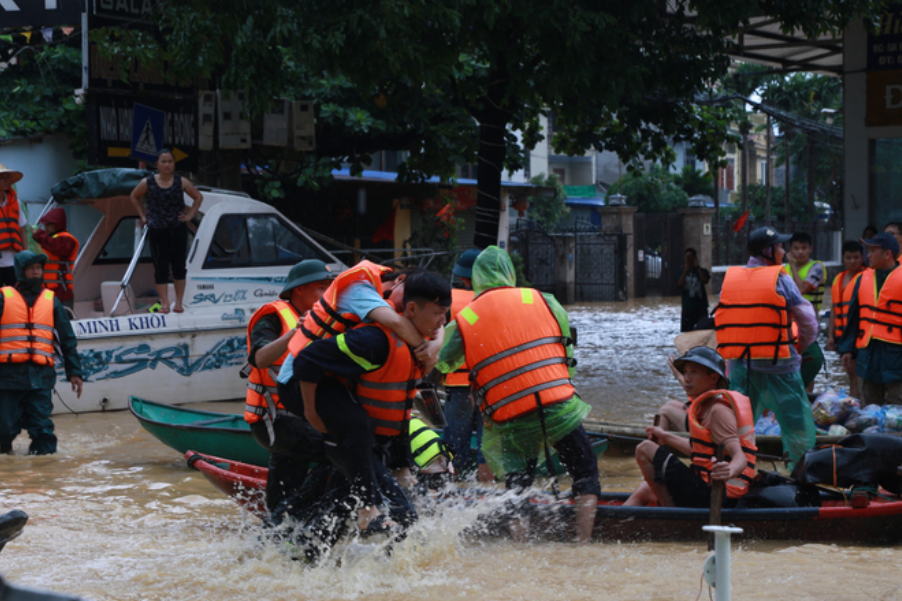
xmin=3 ymin=156 xmax=902 ymax=557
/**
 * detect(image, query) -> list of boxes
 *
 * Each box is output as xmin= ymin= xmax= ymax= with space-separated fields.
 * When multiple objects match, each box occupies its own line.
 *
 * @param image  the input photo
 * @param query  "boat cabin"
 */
xmin=49 ymin=176 xmax=344 ymax=319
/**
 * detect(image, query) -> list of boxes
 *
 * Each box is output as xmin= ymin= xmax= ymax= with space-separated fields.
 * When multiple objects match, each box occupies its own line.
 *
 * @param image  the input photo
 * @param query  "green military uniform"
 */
xmin=0 ymin=251 xmax=82 ymax=455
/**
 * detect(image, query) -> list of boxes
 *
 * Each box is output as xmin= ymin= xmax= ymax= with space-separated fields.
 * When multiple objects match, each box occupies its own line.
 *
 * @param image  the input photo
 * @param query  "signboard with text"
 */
xmin=0 ymin=0 xmax=82 ymax=27
xmin=868 ymin=4 xmax=902 ymax=71
xmin=87 ymin=91 xmax=198 ymax=171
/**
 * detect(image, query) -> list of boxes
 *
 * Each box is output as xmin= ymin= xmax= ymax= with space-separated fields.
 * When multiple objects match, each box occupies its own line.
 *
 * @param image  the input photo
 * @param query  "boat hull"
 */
xmin=130 ymin=397 xmax=270 ymax=467
xmin=54 ymin=315 xmax=248 ymax=415
xmin=187 ymin=452 xmax=902 ymax=544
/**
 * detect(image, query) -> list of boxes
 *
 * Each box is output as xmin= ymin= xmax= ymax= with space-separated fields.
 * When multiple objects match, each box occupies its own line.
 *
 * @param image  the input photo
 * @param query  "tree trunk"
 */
xmin=784 ymin=129 xmax=792 ymax=232
xmin=472 ymin=68 xmax=512 ymax=250
xmin=765 ymin=115 xmax=772 ymax=226
xmin=807 ymin=135 xmax=815 ymax=220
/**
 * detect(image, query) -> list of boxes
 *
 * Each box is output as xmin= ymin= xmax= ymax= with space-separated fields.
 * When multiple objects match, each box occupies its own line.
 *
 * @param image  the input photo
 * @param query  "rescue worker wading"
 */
xmin=443 ymin=249 xmax=493 ymax=482
xmin=244 ymin=260 xmax=334 ymax=520
xmin=839 ymin=232 xmax=902 ymax=406
xmin=714 ymin=226 xmax=817 ymax=468
xmin=32 ymin=208 xmax=78 ymax=310
xmin=294 ymin=270 xmax=452 ymax=538
xmin=437 ymin=246 xmax=601 ymax=543
xmin=0 ymin=251 xmax=83 ymax=455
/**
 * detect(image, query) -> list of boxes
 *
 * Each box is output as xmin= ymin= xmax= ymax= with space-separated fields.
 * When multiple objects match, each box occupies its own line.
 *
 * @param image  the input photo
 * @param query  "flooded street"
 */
xmin=1 ymin=298 xmax=899 ymax=601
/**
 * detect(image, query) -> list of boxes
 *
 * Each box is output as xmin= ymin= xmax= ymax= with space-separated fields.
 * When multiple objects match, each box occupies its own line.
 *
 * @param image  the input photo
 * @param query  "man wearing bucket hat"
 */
xmin=625 ymin=347 xmax=758 ymax=508
xmin=839 ymin=232 xmax=902 ymax=406
xmin=714 ymin=226 xmax=817 ymax=469
xmin=0 ymin=251 xmax=83 ymax=455
xmin=243 ymin=259 xmax=334 ymax=519
xmin=0 ymin=165 xmax=28 ymax=287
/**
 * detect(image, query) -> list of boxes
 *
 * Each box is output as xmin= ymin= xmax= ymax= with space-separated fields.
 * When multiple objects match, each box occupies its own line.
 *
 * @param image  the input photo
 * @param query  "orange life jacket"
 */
xmin=456 ymin=287 xmax=575 ymax=424
xmin=244 ymin=301 xmax=300 ymax=426
xmin=0 ymin=190 xmax=23 ymax=252
xmin=0 ymin=286 xmax=57 ymax=366
xmin=287 ymin=260 xmax=391 ymax=357
xmin=688 ymin=389 xmax=758 ymax=499
xmin=856 ymin=267 xmax=902 ymax=348
xmin=831 ymin=269 xmax=865 ymax=340
xmin=715 ymin=266 xmax=793 ymax=362
xmin=345 ymin=323 xmax=421 ymax=437
xmin=41 ymin=231 xmax=79 ymax=293
xmin=444 ymin=288 xmax=475 ymax=388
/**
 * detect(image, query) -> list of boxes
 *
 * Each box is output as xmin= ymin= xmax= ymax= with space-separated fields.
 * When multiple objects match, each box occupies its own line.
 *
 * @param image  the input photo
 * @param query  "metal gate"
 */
xmin=634 ymin=213 xmax=684 ymax=297
xmin=509 ymin=226 xmax=556 ymax=293
xmin=573 ymin=232 xmax=626 ymax=301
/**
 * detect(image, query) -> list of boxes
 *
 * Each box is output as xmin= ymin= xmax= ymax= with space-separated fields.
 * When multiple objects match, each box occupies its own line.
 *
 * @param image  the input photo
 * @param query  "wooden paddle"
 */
xmin=708 ymin=443 xmax=726 ymax=551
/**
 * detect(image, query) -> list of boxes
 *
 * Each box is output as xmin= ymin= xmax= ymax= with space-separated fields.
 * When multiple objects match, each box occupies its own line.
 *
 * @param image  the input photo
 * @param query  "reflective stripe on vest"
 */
xmin=243 ymin=301 xmax=300 ymax=426
xmin=0 ymin=287 xmax=58 ymax=365
xmin=687 ymin=389 xmax=758 ymax=499
xmin=287 ymin=260 xmax=391 ymax=356
xmin=408 ymin=417 xmax=450 ymax=468
xmin=785 ymin=260 xmax=825 ymax=311
xmin=41 ymin=231 xmax=79 ymax=293
xmin=445 ymin=288 xmax=475 ymax=387
xmin=832 ymin=269 xmax=864 ymax=340
xmin=457 ymin=287 xmax=575 ymax=424
xmin=857 ymin=267 xmax=902 ymax=348
xmin=341 ymin=323 xmax=420 ymax=437
xmin=714 ymin=266 xmax=792 ymax=362
xmin=0 ymin=190 xmax=23 ymax=252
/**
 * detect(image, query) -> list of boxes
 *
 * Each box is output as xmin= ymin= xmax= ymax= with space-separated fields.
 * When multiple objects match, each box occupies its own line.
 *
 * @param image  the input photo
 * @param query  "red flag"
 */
xmin=732 ymin=210 xmax=749 ymax=233
xmin=372 ymin=205 xmax=398 ymax=243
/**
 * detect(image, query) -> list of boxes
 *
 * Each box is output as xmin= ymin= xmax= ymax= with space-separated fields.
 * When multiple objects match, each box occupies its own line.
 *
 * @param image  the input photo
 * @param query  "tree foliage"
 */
xmin=606 ymin=165 xmax=689 ymax=214
xmin=0 ymin=35 xmax=84 ymax=155
xmin=526 ymin=173 xmax=569 ymax=232
xmin=94 ymin=0 xmax=880 ymax=246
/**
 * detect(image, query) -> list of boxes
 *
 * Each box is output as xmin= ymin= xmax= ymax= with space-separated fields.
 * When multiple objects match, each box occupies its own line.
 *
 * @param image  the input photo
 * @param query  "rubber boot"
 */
xmin=0 ymin=442 xmax=11 ymax=455
xmin=27 ymin=434 xmax=57 ymax=455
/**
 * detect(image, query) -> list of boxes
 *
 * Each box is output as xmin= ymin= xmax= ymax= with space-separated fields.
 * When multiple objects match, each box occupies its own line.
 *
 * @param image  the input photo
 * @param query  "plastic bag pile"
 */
xmin=754 ymin=388 xmax=902 ymax=437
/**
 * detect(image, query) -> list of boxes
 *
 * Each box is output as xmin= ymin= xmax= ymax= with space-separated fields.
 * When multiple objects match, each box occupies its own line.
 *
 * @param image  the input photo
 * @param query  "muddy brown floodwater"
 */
xmin=1 ymin=299 xmax=899 ymax=601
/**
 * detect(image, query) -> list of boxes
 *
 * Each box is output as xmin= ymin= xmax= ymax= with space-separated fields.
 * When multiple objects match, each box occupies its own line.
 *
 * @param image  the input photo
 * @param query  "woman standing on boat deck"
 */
xmin=129 ymin=149 xmax=203 ymax=313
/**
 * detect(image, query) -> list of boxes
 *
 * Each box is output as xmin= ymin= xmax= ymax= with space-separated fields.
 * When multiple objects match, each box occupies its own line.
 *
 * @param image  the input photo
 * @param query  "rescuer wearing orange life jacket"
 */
xmin=436 ymin=246 xmax=600 ymax=543
xmin=0 ymin=165 xmax=28 ymax=288
xmin=0 ymin=251 xmax=83 ymax=455
xmin=32 ymin=208 xmax=79 ymax=310
xmin=625 ymin=347 xmax=757 ymax=508
xmin=443 ymin=249 xmax=493 ymax=482
xmin=293 ymin=270 xmax=452 ymax=537
xmin=276 ymin=261 xmax=444 ymax=388
xmin=826 ymin=240 xmax=866 ymax=399
xmin=244 ymin=259 xmax=334 ymax=519
xmin=714 ymin=226 xmax=817 ymax=469
xmin=839 ymin=232 xmax=902 ymax=406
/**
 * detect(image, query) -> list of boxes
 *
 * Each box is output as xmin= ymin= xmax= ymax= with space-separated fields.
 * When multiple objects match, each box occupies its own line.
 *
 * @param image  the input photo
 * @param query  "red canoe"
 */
xmin=185 ymin=450 xmax=902 ymax=543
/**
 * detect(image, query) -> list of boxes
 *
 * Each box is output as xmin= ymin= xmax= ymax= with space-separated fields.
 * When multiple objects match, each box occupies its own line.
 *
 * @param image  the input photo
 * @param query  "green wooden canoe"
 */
xmin=129 ymin=396 xmax=270 ymax=467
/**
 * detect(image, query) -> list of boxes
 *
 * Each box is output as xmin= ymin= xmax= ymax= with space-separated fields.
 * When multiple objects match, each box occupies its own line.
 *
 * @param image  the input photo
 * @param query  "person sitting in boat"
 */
xmin=244 ymin=259 xmax=335 ymax=522
xmin=32 ymin=208 xmax=78 ymax=311
xmin=436 ymin=246 xmax=600 ymax=543
xmin=276 ymin=260 xmax=444 ymax=388
xmin=624 ymin=347 xmax=758 ymax=508
xmin=293 ymin=270 xmax=452 ymax=537
xmin=0 ymin=251 xmax=83 ymax=455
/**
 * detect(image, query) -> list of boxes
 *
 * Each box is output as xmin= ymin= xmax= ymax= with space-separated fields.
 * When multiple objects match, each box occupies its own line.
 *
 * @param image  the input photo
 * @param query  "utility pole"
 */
xmin=784 ymin=128 xmax=792 ymax=232
xmin=765 ymin=115 xmax=772 ymax=226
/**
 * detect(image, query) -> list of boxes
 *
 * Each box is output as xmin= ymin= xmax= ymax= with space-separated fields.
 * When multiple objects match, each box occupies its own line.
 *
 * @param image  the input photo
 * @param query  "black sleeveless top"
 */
xmin=145 ymin=174 xmax=184 ymax=229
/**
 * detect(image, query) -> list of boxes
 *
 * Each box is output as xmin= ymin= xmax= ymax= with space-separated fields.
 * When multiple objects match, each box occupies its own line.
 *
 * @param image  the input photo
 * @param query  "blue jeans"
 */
xmin=443 ymin=386 xmax=485 ymax=475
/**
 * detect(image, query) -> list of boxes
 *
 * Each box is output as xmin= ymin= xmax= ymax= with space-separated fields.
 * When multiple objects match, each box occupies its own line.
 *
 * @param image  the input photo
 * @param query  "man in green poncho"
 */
xmin=437 ymin=246 xmax=600 ymax=542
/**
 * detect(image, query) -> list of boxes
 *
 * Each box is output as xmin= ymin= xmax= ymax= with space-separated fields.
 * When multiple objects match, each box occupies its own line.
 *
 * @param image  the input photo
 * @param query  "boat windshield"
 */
xmin=93 ymin=216 xmax=196 ymax=265
xmin=203 ymin=213 xmax=330 ymax=269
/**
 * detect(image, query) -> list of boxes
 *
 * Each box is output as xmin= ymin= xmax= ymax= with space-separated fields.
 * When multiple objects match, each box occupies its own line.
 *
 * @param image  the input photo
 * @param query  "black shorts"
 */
xmin=652 ymin=446 xmax=738 ymax=509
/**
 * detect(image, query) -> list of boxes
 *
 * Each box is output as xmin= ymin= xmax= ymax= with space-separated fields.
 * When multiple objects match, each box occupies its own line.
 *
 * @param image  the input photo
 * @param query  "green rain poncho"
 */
xmin=436 ymin=246 xmax=591 ymax=477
